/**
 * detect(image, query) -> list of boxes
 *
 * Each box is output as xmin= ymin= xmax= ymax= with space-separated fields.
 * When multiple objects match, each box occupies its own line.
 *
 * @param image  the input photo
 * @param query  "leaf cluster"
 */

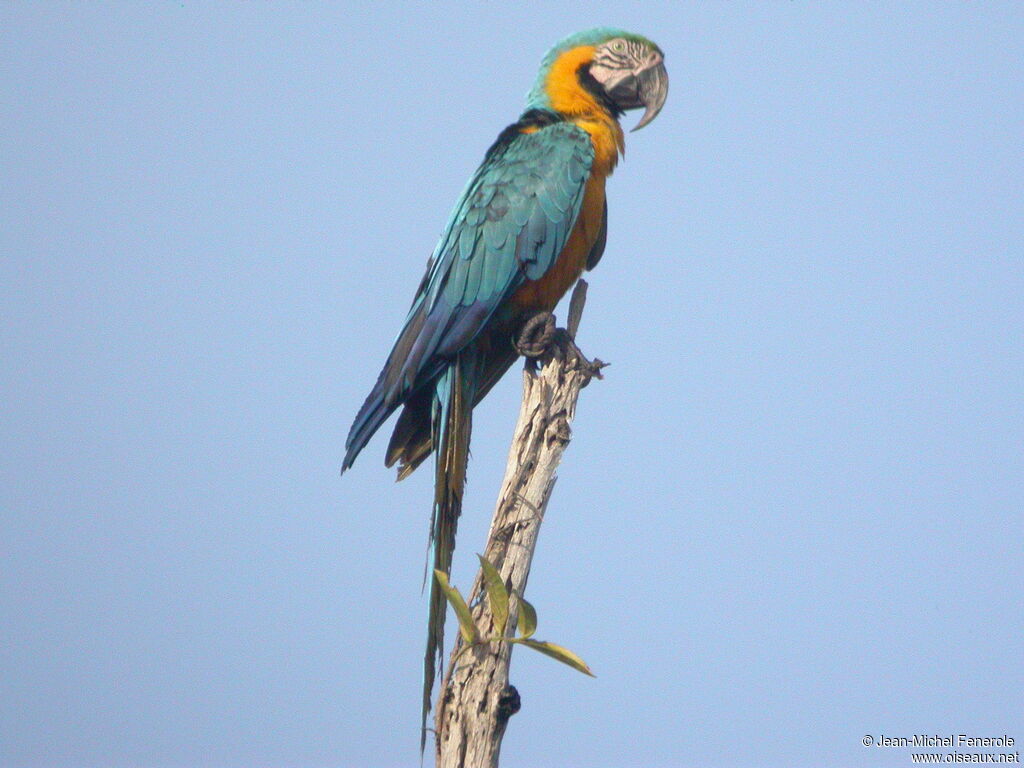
xmin=433 ymin=555 xmax=594 ymax=677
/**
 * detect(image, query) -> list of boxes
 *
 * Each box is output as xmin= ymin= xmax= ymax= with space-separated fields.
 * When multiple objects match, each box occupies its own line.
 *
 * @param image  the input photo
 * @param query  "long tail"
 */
xmin=421 ymin=354 xmax=474 ymax=752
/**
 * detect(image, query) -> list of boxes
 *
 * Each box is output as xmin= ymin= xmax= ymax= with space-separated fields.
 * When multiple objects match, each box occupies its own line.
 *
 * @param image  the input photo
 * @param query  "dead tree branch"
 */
xmin=433 ymin=280 xmax=602 ymax=768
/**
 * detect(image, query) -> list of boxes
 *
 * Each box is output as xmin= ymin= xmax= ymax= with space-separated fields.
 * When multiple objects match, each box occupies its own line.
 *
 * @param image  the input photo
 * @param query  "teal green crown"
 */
xmin=525 ymin=27 xmax=661 ymax=111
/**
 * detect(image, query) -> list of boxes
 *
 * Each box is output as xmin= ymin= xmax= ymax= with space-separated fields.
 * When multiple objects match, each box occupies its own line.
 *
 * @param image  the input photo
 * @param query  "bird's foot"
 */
xmin=514 ymin=311 xmax=556 ymax=358
xmin=514 ymin=311 xmax=607 ymax=384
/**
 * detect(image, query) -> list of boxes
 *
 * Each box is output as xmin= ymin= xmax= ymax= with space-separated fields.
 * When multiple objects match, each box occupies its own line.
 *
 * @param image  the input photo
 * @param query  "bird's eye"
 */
xmin=611 ymin=40 xmax=627 ymax=53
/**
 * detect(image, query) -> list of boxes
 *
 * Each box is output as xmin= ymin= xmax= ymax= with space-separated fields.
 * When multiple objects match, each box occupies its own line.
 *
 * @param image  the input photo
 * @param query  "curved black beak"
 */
xmin=599 ymin=50 xmax=668 ymax=132
xmin=630 ymin=52 xmax=668 ymax=131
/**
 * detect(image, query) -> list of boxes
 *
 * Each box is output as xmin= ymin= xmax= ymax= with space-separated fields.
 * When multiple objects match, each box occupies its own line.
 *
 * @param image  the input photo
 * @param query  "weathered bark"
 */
xmin=434 ymin=281 xmax=599 ymax=768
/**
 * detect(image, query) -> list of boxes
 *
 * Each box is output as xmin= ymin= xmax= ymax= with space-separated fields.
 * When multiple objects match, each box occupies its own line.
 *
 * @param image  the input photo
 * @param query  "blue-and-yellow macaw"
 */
xmin=342 ymin=28 xmax=667 ymax=738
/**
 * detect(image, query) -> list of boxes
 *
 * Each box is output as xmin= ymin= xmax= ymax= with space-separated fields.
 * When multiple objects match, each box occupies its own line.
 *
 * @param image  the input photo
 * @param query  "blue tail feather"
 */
xmin=421 ymin=354 xmax=477 ymax=753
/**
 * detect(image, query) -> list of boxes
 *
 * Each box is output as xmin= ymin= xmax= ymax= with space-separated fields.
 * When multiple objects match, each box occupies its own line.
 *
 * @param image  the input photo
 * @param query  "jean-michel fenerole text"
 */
xmin=874 ymin=735 xmax=1015 ymax=749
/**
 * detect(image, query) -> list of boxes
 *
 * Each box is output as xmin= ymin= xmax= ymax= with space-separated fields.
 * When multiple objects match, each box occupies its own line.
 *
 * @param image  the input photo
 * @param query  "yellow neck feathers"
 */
xmin=543 ymin=46 xmax=624 ymax=175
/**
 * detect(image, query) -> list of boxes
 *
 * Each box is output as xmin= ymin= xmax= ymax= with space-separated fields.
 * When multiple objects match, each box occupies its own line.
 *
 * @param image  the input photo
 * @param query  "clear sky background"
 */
xmin=2 ymin=3 xmax=1022 ymax=767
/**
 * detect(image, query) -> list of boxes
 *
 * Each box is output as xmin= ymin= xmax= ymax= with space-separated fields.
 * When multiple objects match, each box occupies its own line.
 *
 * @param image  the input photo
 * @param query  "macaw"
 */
xmin=341 ymin=28 xmax=667 ymax=739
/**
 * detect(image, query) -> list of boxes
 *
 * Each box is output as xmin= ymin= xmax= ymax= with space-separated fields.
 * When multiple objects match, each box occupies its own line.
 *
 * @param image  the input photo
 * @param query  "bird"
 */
xmin=341 ymin=28 xmax=667 ymax=743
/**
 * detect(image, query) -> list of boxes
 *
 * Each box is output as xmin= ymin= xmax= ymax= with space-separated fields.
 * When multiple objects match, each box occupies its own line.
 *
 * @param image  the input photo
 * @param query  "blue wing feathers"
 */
xmin=458 ymin=224 xmax=477 ymax=262
xmin=483 ymin=219 xmax=508 ymax=253
xmin=462 ymin=249 xmax=484 ymax=305
xmin=443 ymin=257 xmax=468 ymax=306
xmin=342 ymin=120 xmax=594 ymax=471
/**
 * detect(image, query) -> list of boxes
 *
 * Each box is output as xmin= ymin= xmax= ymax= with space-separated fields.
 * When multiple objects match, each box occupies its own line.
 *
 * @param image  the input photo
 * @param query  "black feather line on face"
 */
xmin=576 ymin=62 xmax=625 ymax=120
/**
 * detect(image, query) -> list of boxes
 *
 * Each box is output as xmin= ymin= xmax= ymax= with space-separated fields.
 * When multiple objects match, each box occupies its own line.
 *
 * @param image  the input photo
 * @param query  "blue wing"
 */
xmin=343 ymin=119 xmax=594 ymax=470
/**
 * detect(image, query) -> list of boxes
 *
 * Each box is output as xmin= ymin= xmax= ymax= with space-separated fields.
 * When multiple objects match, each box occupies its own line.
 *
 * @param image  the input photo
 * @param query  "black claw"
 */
xmin=515 ymin=312 xmax=556 ymax=358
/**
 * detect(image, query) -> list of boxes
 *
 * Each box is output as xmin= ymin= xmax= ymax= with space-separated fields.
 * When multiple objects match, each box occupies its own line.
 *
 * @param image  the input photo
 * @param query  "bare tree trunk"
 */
xmin=434 ymin=281 xmax=600 ymax=768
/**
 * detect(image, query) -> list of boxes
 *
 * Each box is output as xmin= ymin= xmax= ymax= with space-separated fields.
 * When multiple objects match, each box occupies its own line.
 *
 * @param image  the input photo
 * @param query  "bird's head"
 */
xmin=527 ymin=28 xmax=668 ymax=131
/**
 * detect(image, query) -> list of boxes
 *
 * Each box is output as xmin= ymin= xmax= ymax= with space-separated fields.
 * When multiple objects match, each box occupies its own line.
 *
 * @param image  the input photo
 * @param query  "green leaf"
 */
xmin=477 ymin=554 xmax=509 ymax=636
xmin=433 ymin=569 xmax=479 ymax=645
xmin=515 ymin=639 xmax=595 ymax=677
xmin=516 ymin=593 xmax=538 ymax=639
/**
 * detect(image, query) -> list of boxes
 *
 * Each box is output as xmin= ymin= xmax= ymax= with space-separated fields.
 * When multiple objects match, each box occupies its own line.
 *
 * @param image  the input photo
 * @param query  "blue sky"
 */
xmin=2 ymin=3 xmax=1021 ymax=767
